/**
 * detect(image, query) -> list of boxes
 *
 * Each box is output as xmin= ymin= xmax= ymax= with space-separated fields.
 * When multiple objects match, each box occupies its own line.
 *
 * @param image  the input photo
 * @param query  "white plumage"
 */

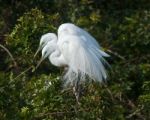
xmin=36 ymin=23 xmax=109 ymax=86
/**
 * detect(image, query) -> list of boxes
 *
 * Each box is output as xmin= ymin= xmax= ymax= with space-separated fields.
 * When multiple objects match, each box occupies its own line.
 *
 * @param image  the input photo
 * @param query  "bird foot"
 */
xmin=73 ymin=86 xmax=81 ymax=105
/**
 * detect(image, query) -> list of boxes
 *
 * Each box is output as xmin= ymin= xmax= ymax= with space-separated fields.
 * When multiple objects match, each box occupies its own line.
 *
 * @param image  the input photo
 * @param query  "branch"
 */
xmin=0 ymin=43 xmax=18 ymax=67
xmin=103 ymin=84 xmax=115 ymax=101
xmin=106 ymin=49 xmax=125 ymax=60
xmin=12 ymin=66 xmax=33 ymax=80
xmin=126 ymin=105 xmax=144 ymax=119
xmin=35 ymin=111 xmax=77 ymax=118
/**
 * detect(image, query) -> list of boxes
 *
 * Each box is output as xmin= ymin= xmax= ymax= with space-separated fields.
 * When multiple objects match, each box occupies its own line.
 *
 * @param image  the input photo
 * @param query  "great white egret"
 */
xmin=35 ymin=23 xmax=109 ymax=103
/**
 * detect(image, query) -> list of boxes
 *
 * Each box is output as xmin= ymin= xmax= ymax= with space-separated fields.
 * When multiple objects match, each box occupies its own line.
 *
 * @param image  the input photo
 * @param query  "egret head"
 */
xmin=35 ymin=41 xmax=57 ymax=69
xmin=42 ymin=41 xmax=57 ymax=59
xmin=34 ymin=33 xmax=57 ymax=58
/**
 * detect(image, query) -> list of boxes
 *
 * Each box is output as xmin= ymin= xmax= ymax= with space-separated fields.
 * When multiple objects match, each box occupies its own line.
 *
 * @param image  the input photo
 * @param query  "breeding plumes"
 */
xmin=35 ymin=23 xmax=110 ymax=103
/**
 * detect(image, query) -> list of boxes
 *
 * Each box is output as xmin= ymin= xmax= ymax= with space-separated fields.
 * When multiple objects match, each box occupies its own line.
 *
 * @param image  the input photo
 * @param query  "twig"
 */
xmin=35 ymin=111 xmax=76 ymax=118
xmin=13 ymin=66 xmax=33 ymax=80
xmin=106 ymin=49 xmax=125 ymax=60
xmin=126 ymin=105 xmax=144 ymax=119
xmin=0 ymin=43 xmax=18 ymax=67
xmin=34 ymin=108 xmax=90 ymax=118
xmin=103 ymin=84 xmax=114 ymax=101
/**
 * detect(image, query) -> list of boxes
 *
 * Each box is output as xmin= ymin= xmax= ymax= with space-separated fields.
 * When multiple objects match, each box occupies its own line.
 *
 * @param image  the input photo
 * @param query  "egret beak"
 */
xmin=35 ymin=57 xmax=44 ymax=69
xmin=34 ymin=47 xmax=41 ymax=58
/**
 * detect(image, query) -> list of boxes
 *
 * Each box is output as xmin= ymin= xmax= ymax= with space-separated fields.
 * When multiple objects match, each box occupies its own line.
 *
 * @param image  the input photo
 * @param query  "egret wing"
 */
xmin=58 ymin=35 xmax=108 ymax=86
xmin=78 ymin=27 xmax=110 ymax=57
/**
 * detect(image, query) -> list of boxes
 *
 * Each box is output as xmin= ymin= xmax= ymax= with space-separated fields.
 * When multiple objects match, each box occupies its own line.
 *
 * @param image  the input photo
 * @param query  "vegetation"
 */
xmin=0 ymin=0 xmax=150 ymax=119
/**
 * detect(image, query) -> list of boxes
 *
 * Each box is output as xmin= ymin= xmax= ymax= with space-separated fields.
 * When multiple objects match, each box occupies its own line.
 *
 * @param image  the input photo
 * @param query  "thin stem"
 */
xmin=12 ymin=66 xmax=33 ymax=80
xmin=0 ymin=44 xmax=18 ymax=67
xmin=126 ymin=105 xmax=144 ymax=119
xmin=34 ymin=111 xmax=76 ymax=118
xmin=106 ymin=49 xmax=125 ymax=60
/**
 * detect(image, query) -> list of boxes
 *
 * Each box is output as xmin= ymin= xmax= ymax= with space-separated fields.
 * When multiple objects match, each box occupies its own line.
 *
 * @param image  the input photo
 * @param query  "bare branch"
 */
xmin=106 ymin=49 xmax=125 ymax=60
xmin=0 ymin=43 xmax=18 ymax=67
xmin=126 ymin=105 xmax=144 ymax=119
xmin=13 ymin=66 xmax=33 ymax=80
xmin=34 ymin=111 xmax=76 ymax=118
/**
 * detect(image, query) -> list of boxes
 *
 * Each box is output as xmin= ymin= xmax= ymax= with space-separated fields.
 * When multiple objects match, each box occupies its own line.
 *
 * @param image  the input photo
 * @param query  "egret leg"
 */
xmin=73 ymin=80 xmax=81 ymax=105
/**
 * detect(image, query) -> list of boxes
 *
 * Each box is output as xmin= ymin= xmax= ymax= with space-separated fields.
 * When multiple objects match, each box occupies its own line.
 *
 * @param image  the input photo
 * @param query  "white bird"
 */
xmin=35 ymin=33 xmax=67 ymax=68
xmin=35 ymin=23 xmax=110 ymax=103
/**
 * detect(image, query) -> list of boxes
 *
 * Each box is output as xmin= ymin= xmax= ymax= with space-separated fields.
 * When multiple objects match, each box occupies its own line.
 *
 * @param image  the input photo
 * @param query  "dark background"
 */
xmin=0 ymin=0 xmax=150 ymax=119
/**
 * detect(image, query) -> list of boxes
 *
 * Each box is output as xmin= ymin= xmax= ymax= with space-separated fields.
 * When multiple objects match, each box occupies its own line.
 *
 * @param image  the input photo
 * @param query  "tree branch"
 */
xmin=106 ymin=49 xmax=125 ymax=60
xmin=0 ymin=43 xmax=18 ymax=67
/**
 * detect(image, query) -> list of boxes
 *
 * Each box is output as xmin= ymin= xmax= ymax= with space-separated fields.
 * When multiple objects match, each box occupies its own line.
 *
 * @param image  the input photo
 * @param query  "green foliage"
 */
xmin=5 ymin=8 xmax=58 ymax=67
xmin=0 ymin=0 xmax=150 ymax=119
